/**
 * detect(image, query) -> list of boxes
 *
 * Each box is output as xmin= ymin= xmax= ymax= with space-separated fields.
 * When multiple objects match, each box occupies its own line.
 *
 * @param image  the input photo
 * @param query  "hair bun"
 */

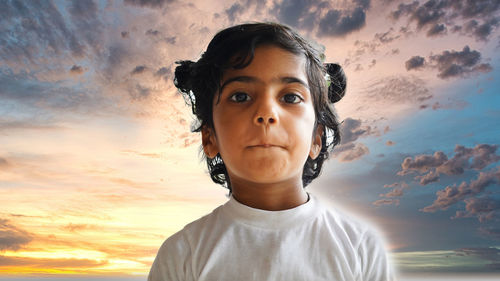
xmin=325 ymin=63 xmax=346 ymax=103
xmin=174 ymin=60 xmax=195 ymax=93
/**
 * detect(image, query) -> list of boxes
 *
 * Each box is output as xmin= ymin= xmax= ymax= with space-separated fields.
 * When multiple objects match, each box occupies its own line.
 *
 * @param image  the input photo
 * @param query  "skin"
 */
xmin=202 ymin=45 xmax=322 ymax=211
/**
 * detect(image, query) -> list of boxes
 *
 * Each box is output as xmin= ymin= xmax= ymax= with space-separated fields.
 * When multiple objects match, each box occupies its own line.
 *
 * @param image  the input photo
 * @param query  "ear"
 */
xmin=309 ymin=125 xmax=323 ymax=160
xmin=201 ymin=125 xmax=219 ymax=158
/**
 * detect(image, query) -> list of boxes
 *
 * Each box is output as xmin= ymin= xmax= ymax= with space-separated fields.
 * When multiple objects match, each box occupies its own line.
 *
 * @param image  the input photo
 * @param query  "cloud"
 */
xmin=318 ymin=7 xmax=367 ymax=37
xmin=454 ymin=247 xmax=500 ymax=270
xmin=398 ymin=151 xmax=447 ymax=175
xmin=0 ymin=69 xmax=113 ymax=116
xmin=69 ymin=65 xmax=84 ymax=75
xmin=374 ymin=27 xmax=401 ymax=43
xmin=459 ymin=19 xmax=500 ymax=41
xmin=0 ymin=0 xmax=105 ymax=66
xmin=390 ymin=0 xmax=500 ymax=41
xmin=331 ymin=118 xmax=372 ymax=162
xmin=0 ymin=157 xmax=8 ymax=168
xmin=274 ymin=0 xmax=370 ymax=37
xmin=454 ymin=196 xmax=500 ymax=222
xmin=415 ymin=170 xmax=440 ymax=185
xmin=430 ymin=46 xmax=492 ymax=79
xmin=479 ymin=227 xmax=500 ymax=240
xmin=426 ymin=23 xmax=447 ymax=37
xmin=61 ymin=223 xmax=99 ymax=233
xmin=373 ymin=198 xmax=400 ymax=206
xmin=146 ymin=29 xmax=161 ymax=36
xmin=380 ymin=181 xmax=409 ymax=198
xmin=421 ymin=168 xmax=500 ymax=212
xmin=0 ymin=219 xmax=32 ymax=251
xmin=405 ymin=56 xmax=426 ymax=70
xmin=363 ymin=75 xmax=433 ymax=106
xmin=398 ymin=144 xmax=500 ymax=181
xmin=226 ymin=3 xmax=244 ymax=22
xmin=123 ymin=0 xmax=173 ymax=9
xmin=0 ymin=255 xmax=108 ymax=268
xmin=131 ymin=65 xmax=147 ymax=75
xmin=405 ymin=46 xmax=492 ymax=79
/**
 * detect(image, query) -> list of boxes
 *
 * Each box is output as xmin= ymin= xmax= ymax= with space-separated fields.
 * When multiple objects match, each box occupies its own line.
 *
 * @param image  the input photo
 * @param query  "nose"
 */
xmin=253 ymin=96 xmax=279 ymax=126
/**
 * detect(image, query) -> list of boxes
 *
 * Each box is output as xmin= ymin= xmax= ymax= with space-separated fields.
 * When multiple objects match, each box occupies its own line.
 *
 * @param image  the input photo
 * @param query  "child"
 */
xmin=149 ymin=22 xmax=395 ymax=281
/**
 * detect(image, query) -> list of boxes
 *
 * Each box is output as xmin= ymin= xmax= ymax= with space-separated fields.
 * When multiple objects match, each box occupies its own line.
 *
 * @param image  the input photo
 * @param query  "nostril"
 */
xmin=257 ymin=117 xmax=264 ymax=123
xmin=269 ymin=118 xmax=275 ymax=124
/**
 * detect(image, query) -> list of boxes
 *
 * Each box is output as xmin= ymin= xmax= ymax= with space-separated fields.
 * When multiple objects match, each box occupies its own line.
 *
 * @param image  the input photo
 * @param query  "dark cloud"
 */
xmin=155 ymin=66 xmax=172 ymax=81
xmin=339 ymin=118 xmax=369 ymax=144
xmin=226 ymin=3 xmax=244 ymax=22
xmin=331 ymin=118 xmax=373 ymax=162
xmin=274 ymin=0 xmax=370 ymax=37
xmin=390 ymin=0 xmax=500 ymax=41
xmin=460 ymin=0 xmax=500 ymax=18
xmin=407 ymin=46 xmax=492 ymax=79
xmin=426 ymin=23 xmax=447 ymax=37
xmin=374 ymin=28 xmax=400 ymax=43
xmin=429 ymin=46 xmax=491 ymax=78
xmin=0 ymin=219 xmax=32 ymax=251
xmin=70 ymin=65 xmax=84 ymax=75
xmin=0 ymin=157 xmax=8 ymax=168
xmin=164 ymin=36 xmax=176 ymax=44
xmin=462 ymin=19 xmax=500 ymax=41
xmin=123 ymin=0 xmax=173 ymax=9
xmin=405 ymin=56 xmax=426 ymax=70
xmin=67 ymin=0 xmax=102 ymax=54
xmin=391 ymin=1 xmax=419 ymax=20
xmin=318 ymin=7 xmax=367 ymax=37
xmin=146 ymin=29 xmax=160 ymax=36
xmin=0 ymin=1 xmax=85 ymax=63
xmin=131 ymin=65 xmax=147 ymax=75
xmin=421 ymin=168 xmax=500 ymax=212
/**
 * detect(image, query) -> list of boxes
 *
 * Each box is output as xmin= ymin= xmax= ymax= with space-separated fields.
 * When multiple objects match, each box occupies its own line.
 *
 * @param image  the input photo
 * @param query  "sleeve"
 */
xmin=357 ymin=229 xmax=397 ymax=281
xmin=148 ymin=232 xmax=192 ymax=281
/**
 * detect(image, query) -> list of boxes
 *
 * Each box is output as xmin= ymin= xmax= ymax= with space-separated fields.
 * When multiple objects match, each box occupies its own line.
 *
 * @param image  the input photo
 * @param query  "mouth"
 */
xmin=248 ymin=143 xmax=284 ymax=149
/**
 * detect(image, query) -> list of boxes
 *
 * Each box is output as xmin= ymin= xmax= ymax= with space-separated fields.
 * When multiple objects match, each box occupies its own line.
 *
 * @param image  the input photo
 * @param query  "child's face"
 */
xmin=202 ymin=45 xmax=321 ymax=187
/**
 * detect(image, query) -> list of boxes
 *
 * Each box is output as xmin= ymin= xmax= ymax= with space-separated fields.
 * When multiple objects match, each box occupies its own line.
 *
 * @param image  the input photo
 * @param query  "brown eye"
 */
xmin=281 ymin=93 xmax=303 ymax=104
xmin=229 ymin=92 xmax=251 ymax=103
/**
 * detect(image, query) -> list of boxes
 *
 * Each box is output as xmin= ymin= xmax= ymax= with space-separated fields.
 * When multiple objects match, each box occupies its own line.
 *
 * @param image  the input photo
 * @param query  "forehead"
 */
xmin=221 ymin=45 xmax=308 ymax=84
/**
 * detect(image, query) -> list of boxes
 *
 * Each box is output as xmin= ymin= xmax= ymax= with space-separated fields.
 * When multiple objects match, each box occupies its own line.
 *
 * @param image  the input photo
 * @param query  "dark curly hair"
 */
xmin=174 ymin=22 xmax=346 ymax=192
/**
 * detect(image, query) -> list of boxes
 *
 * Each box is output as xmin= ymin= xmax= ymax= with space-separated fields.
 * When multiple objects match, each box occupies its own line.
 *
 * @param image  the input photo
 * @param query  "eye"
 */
xmin=281 ymin=93 xmax=303 ymax=104
xmin=229 ymin=92 xmax=251 ymax=103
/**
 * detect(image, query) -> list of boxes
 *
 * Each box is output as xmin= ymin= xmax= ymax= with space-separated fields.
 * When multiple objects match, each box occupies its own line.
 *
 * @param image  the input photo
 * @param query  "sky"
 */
xmin=0 ymin=0 xmax=499 ymax=279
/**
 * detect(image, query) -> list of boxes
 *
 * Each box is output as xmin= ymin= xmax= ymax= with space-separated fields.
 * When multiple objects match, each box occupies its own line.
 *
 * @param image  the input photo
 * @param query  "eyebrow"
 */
xmin=220 ymin=75 xmax=309 ymax=92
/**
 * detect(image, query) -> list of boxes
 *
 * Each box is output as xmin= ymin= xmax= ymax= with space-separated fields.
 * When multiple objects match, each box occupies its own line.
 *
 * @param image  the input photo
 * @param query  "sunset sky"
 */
xmin=1 ymin=0 xmax=499 ymax=280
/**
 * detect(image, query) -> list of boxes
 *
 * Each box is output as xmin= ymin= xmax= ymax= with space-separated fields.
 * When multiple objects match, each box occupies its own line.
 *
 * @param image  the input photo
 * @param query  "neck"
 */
xmin=230 ymin=177 xmax=309 ymax=211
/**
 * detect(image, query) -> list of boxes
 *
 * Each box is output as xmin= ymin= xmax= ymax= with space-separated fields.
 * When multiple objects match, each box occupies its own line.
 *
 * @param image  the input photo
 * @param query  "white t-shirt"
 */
xmin=149 ymin=193 xmax=395 ymax=281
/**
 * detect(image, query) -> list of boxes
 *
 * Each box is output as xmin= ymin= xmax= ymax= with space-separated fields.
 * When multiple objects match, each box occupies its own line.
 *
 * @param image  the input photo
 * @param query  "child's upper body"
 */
xmin=149 ymin=193 xmax=393 ymax=281
xmin=149 ymin=22 xmax=395 ymax=281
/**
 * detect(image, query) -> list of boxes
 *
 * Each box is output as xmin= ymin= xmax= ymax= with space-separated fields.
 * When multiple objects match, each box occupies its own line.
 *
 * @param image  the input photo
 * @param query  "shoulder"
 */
xmin=314 ymin=196 xmax=396 ymax=280
xmin=148 ymin=203 xmax=227 ymax=281
xmin=315 ymin=196 xmax=375 ymax=245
